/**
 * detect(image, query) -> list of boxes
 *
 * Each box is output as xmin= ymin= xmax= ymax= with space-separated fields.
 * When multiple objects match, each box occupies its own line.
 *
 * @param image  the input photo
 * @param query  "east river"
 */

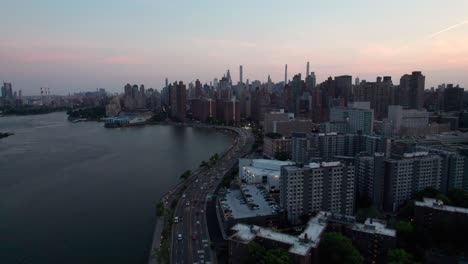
xmin=0 ymin=112 xmax=232 ymax=263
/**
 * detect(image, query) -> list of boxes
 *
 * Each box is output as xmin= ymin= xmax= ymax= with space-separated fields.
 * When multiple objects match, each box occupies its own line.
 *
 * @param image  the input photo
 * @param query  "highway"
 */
xmin=171 ymin=127 xmax=254 ymax=264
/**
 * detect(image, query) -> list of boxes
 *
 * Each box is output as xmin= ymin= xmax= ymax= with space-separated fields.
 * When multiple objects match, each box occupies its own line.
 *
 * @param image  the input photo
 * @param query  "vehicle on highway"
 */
xmin=186 ymin=201 xmax=190 ymax=206
xmin=174 ymin=216 xmax=179 ymax=223
xmin=177 ymin=234 xmax=182 ymax=240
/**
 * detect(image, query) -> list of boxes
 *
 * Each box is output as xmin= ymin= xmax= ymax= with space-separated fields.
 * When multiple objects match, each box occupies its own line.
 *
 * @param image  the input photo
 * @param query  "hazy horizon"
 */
xmin=1 ymin=0 xmax=467 ymax=95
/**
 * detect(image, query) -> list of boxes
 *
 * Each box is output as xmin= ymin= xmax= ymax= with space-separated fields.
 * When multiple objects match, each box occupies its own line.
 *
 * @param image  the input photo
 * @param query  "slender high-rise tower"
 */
xmin=240 ymin=65 xmax=243 ymax=84
xmin=284 ymin=64 xmax=288 ymax=85
xmin=306 ymin=62 xmax=310 ymax=77
xmin=165 ymin=78 xmax=168 ymax=89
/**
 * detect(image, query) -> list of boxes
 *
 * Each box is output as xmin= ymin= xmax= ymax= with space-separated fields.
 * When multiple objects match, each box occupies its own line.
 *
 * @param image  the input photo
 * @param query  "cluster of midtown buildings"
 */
xmin=199 ymin=66 xmax=468 ymax=264
xmin=1 ymin=81 xmax=111 ymax=109
xmin=0 ymin=82 xmax=22 ymax=107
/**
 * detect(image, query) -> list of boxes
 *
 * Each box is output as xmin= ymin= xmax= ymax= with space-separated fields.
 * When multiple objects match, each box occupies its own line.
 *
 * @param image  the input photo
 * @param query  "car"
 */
xmin=186 ymin=201 xmax=190 ymax=206
xmin=182 ymin=194 xmax=186 ymax=198
xmin=178 ymin=234 xmax=183 ymax=240
xmin=192 ymin=235 xmax=198 ymax=241
xmin=196 ymin=220 xmax=200 ymax=225
xmin=174 ymin=217 xmax=179 ymax=223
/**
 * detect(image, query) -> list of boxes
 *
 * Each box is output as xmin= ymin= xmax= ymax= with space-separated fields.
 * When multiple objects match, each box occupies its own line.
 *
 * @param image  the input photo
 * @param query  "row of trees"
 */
xmin=66 ymin=106 xmax=106 ymax=120
xmin=1 ymin=105 xmax=72 ymax=115
xmin=245 ymin=233 xmax=364 ymax=264
xmin=199 ymin=153 xmax=220 ymax=169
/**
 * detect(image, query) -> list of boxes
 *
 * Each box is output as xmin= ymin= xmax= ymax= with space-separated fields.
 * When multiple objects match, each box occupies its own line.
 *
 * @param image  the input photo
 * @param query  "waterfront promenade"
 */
xmin=148 ymin=126 xmax=253 ymax=264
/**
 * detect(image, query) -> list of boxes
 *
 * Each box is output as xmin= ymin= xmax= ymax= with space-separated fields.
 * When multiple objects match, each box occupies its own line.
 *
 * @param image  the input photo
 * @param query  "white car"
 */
xmin=178 ymin=234 xmax=182 ymax=241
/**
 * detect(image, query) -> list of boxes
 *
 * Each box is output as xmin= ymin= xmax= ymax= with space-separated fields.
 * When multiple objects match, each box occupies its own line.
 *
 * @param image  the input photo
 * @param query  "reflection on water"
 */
xmin=0 ymin=112 xmax=231 ymax=264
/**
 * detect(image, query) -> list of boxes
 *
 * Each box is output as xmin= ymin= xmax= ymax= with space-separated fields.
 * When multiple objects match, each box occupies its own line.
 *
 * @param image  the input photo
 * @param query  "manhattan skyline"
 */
xmin=1 ymin=0 xmax=467 ymax=94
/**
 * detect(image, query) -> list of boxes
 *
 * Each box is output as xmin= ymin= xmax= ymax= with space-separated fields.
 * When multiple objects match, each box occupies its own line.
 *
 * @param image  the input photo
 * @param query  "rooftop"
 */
xmin=352 ymin=219 xmax=396 ymax=237
xmin=230 ymin=212 xmax=329 ymax=256
xmin=224 ymin=185 xmax=276 ymax=219
xmin=230 ymin=211 xmax=394 ymax=256
xmin=252 ymin=159 xmax=295 ymax=169
xmin=415 ymin=198 xmax=468 ymax=214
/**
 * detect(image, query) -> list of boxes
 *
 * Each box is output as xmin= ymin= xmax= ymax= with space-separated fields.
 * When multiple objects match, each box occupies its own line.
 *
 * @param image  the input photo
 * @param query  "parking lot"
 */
xmin=219 ymin=184 xmax=279 ymax=220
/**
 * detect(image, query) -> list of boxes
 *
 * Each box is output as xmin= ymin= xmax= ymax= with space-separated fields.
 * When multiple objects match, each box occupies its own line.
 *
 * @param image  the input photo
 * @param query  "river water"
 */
xmin=0 ymin=112 xmax=231 ymax=263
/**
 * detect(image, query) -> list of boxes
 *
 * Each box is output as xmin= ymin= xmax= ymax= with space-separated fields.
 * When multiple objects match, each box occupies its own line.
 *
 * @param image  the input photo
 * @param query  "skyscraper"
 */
xmin=290 ymin=74 xmax=303 ymax=115
xmin=306 ymin=61 xmax=310 ymax=77
xmin=226 ymin=69 xmax=232 ymax=84
xmin=2 ymin=82 xmax=13 ymax=100
xmin=239 ymin=65 xmax=243 ymax=84
xmin=169 ymin=81 xmax=187 ymax=121
xmin=284 ymin=64 xmax=288 ymax=85
xmin=400 ymin=71 xmax=425 ymax=109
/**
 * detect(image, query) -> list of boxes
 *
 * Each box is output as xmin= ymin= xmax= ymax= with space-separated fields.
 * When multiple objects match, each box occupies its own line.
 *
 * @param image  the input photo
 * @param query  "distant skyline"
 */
xmin=1 ymin=0 xmax=467 ymax=95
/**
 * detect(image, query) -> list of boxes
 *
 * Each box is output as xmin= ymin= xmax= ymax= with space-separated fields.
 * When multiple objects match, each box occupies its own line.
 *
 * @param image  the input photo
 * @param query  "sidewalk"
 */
xmin=148 ymin=215 xmax=165 ymax=264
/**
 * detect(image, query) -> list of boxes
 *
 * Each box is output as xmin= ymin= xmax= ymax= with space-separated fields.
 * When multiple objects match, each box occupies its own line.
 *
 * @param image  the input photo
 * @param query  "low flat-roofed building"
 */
xmin=350 ymin=218 xmax=397 ymax=264
xmin=228 ymin=211 xmax=329 ymax=264
xmin=239 ymin=159 xmax=294 ymax=192
xmin=415 ymin=198 xmax=468 ymax=228
xmin=220 ymin=184 xmax=282 ymax=230
xmin=228 ymin=211 xmax=396 ymax=264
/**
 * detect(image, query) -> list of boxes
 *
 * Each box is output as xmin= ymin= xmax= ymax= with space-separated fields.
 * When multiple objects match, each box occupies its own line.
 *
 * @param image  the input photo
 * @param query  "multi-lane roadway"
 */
xmin=171 ymin=127 xmax=254 ymax=264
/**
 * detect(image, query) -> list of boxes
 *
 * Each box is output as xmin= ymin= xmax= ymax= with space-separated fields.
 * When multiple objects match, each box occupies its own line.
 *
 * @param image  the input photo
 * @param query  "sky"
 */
xmin=1 ymin=0 xmax=467 ymax=95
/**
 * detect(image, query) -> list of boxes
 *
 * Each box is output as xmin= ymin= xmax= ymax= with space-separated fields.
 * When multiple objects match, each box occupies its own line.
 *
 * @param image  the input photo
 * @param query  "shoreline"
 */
xmin=147 ymin=125 xmax=242 ymax=264
xmin=0 ymin=132 xmax=14 ymax=139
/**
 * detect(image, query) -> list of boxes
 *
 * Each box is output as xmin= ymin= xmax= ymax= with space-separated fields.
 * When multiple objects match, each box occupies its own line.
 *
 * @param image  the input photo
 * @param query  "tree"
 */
xmin=274 ymin=151 xmax=289 ymax=161
xmin=246 ymin=242 xmax=291 ymax=264
xmin=412 ymin=187 xmax=439 ymax=200
xmin=387 ymin=248 xmax=418 ymax=264
xmin=259 ymin=249 xmax=291 ymax=264
xmin=179 ymin=170 xmax=192 ymax=180
xmin=246 ymin=242 xmax=266 ymax=264
xmin=200 ymin=160 xmax=209 ymax=168
xmin=156 ymin=202 xmax=164 ymax=216
xmin=397 ymin=200 xmax=415 ymax=220
xmin=318 ymin=232 xmax=363 ymax=264
xmin=210 ymin=153 xmax=219 ymax=162
xmin=355 ymin=206 xmax=382 ymax=223
xmin=390 ymin=221 xmax=415 ymax=249
xmin=447 ymin=188 xmax=468 ymax=208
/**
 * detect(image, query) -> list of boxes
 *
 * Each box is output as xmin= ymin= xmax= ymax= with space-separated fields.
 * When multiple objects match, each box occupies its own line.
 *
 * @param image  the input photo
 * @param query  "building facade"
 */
xmin=280 ymin=162 xmax=355 ymax=224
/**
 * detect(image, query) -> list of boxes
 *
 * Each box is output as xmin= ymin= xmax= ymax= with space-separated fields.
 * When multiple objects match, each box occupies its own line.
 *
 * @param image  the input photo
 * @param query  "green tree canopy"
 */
xmin=179 ymin=170 xmax=192 ymax=180
xmin=274 ymin=151 xmax=289 ymax=161
xmin=387 ymin=248 xmax=419 ymax=264
xmin=318 ymin=232 xmax=363 ymax=264
xmin=259 ymin=248 xmax=291 ymax=264
xmin=246 ymin=242 xmax=291 ymax=264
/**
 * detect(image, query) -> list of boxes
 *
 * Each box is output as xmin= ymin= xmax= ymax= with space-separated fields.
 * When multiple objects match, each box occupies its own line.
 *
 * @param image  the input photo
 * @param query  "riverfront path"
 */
xmin=171 ymin=127 xmax=254 ymax=264
xmin=148 ymin=126 xmax=254 ymax=264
